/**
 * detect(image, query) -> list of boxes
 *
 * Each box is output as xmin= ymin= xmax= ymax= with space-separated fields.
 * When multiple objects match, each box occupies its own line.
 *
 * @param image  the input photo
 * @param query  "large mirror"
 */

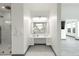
xmin=73 ymin=28 xmax=75 ymax=33
xmin=68 ymin=28 xmax=71 ymax=33
xmin=32 ymin=17 xmax=48 ymax=34
xmin=32 ymin=22 xmax=47 ymax=34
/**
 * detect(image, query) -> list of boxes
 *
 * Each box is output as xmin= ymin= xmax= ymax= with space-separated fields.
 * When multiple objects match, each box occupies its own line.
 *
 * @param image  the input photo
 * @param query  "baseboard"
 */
xmin=49 ymin=45 xmax=57 ymax=56
xmin=12 ymin=45 xmax=31 ymax=56
xmin=34 ymin=43 xmax=46 ymax=45
xmin=12 ymin=54 xmax=25 ymax=56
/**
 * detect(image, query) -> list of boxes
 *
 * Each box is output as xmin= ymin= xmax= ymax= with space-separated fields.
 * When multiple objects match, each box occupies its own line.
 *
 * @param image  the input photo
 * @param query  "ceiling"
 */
xmin=61 ymin=3 xmax=79 ymax=21
xmin=24 ymin=3 xmax=57 ymax=17
xmin=0 ymin=3 xmax=57 ymax=17
xmin=61 ymin=3 xmax=79 ymax=7
xmin=24 ymin=3 xmax=57 ymax=11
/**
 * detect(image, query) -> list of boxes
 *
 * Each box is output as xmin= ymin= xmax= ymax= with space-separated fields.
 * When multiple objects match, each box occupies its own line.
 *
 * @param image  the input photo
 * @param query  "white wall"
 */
xmin=77 ymin=22 xmax=79 ymax=38
xmin=61 ymin=30 xmax=66 ymax=39
xmin=24 ymin=4 xmax=31 ymax=52
xmin=57 ymin=4 xmax=61 ymax=55
xmin=12 ymin=4 xmax=33 ymax=54
xmin=49 ymin=4 xmax=61 ymax=55
xmin=61 ymin=4 xmax=79 ymax=20
xmin=75 ymin=21 xmax=79 ymax=39
xmin=11 ymin=4 xmax=24 ymax=54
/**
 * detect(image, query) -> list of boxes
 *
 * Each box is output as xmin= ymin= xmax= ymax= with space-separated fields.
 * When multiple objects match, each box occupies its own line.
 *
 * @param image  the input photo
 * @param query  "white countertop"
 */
xmin=30 ymin=35 xmax=51 ymax=38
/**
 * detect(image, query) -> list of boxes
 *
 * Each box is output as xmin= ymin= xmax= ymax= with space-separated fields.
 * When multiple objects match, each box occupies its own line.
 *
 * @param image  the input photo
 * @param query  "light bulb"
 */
xmin=2 ymin=6 xmax=5 ymax=9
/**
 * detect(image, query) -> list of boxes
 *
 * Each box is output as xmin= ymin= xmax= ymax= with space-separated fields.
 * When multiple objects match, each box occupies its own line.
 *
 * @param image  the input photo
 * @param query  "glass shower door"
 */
xmin=0 ymin=3 xmax=12 ymax=55
xmin=0 ymin=26 xmax=1 ymax=44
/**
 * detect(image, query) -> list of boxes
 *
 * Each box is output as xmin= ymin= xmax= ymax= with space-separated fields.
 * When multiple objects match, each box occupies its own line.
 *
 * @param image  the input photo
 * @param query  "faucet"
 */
xmin=37 ymin=34 xmax=39 ymax=37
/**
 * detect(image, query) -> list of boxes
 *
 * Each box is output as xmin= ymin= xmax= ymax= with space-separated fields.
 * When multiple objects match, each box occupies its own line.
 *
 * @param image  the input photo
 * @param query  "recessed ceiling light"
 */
xmin=2 ymin=6 xmax=5 ymax=9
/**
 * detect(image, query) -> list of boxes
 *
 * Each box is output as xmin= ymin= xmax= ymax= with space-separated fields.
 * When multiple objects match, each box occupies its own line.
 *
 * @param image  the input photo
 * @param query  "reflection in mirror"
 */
xmin=68 ymin=28 xmax=71 ymax=33
xmin=32 ymin=17 xmax=48 ymax=34
xmin=73 ymin=28 xmax=75 ymax=33
xmin=33 ymin=22 xmax=47 ymax=34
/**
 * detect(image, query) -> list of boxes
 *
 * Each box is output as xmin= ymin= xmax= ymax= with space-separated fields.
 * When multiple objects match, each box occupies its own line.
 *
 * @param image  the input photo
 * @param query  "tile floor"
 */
xmin=1 ymin=36 xmax=79 ymax=56
xmin=0 ymin=43 xmax=11 ymax=55
xmin=26 ymin=45 xmax=55 ymax=56
xmin=61 ymin=36 xmax=79 ymax=56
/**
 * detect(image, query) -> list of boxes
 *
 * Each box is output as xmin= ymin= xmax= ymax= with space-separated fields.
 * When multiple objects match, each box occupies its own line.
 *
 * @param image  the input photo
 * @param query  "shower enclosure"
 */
xmin=0 ymin=3 xmax=11 ymax=55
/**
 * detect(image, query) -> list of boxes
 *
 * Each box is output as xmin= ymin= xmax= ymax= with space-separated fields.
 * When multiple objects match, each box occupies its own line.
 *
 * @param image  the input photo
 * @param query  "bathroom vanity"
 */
xmin=30 ymin=17 xmax=51 ymax=45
